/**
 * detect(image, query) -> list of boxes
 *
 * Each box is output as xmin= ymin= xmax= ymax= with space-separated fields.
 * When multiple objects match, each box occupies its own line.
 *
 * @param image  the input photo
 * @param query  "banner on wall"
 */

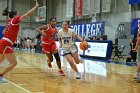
xmin=0 ymin=26 xmax=4 ymax=39
xmin=0 ymin=0 xmax=7 ymax=20
xmin=74 ymin=0 xmax=82 ymax=16
xmin=70 ymin=22 xmax=104 ymax=37
xmin=131 ymin=18 xmax=140 ymax=35
xmin=129 ymin=0 xmax=140 ymax=4
xmin=90 ymin=0 xmax=111 ymax=14
xmin=66 ymin=0 xmax=74 ymax=17
xmin=57 ymin=22 xmax=104 ymax=37
xmin=82 ymin=0 xmax=90 ymax=15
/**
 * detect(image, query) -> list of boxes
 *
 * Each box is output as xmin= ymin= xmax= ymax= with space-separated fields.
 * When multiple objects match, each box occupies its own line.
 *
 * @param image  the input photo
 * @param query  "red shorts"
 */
xmin=0 ymin=39 xmax=14 ymax=54
xmin=42 ymin=42 xmax=57 ymax=53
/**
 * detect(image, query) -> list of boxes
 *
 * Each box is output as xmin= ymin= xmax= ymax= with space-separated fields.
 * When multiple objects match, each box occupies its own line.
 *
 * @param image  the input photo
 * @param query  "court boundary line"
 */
xmin=6 ymin=79 xmax=32 ymax=93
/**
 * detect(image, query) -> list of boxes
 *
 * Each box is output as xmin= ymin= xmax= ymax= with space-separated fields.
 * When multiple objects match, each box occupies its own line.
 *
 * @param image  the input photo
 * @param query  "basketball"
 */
xmin=79 ymin=41 xmax=88 ymax=50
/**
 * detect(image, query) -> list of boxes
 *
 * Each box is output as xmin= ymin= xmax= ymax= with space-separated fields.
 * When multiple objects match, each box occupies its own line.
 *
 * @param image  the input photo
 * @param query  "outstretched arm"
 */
xmin=72 ymin=32 xmax=83 ymax=42
xmin=20 ymin=0 xmax=39 ymax=21
xmin=58 ymin=33 xmax=62 ymax=48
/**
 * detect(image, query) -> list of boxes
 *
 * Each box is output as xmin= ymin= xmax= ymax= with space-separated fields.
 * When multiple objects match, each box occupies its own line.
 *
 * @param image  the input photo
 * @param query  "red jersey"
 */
xmin=3 ymin=16 xmax=20 ymax=44
xmin=41 ymin=24 xmax=58 ymax=44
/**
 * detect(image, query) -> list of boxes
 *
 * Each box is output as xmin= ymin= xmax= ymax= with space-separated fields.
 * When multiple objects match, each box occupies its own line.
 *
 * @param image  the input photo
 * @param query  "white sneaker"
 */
xmin=134 ymin=72 xmax=139 ymax=78
xmin=0 ymin=77 xmax=8 ymax=83
xmin=75 ymin=72 xmax=81 ymax=79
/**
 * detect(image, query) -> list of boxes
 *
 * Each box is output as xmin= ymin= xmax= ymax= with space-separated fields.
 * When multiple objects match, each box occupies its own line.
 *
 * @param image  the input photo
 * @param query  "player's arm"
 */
xmin=72 ymin=32 xmax=83 ymax=42
xmin=57 ymin=32 xmax=62 ymax=48
xmin=36 ymin=25 xmax=48 ymax=37
xmin=20 ymin=0 xmax=39 ymax=21
xmin=132 ymin=37 xmax=140 ymax=51
xmin=36 ymin=25 xmax=48 ymax=33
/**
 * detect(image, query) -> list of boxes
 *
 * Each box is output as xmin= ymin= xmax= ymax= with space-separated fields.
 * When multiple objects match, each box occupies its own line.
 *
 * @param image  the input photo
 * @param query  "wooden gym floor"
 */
xmin=0 ymin=51 xmax=140 ymax=93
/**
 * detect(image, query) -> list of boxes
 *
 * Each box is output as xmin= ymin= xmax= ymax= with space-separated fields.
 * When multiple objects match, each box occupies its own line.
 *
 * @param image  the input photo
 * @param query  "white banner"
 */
xmin=90 ymin=0 xmax=100 ymax=14
xmin=102 ymin=0 xmax=111 ymax=12
xmin=66 ymin=0 xmax=74 ymax=17
xmin=0 ymin=0 xmax=7 ymax=20
xmin=90 ymin=0 xmax=111 ymax=14
xmin=82 ymin=0 xmax=90 ymax=15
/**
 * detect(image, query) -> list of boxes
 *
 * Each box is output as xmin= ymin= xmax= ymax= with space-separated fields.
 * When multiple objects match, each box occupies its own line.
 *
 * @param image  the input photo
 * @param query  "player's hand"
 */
xmin=60 ymin=44 xmax=62 ymax=48
xmin=81 ymin=37 xmax=85 ymax=42
xmin=42 ymin=31 xmax=46 ymax=37
xmin=35 ymin=0 xmax=39 ymax=7
xmin=132 ymin=48 xmax=136 ymax=51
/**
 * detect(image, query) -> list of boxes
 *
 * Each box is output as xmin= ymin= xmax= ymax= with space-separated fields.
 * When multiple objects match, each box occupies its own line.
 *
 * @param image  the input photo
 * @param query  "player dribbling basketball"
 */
xmin=58 ymin=21 xmax=84 ymax=79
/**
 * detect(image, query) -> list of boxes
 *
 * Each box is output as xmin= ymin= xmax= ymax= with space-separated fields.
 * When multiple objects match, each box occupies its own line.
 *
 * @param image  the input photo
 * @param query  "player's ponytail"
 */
xmin=2 ymin=7 xmax=9 ymax=16
xmin=2 ymin=7 xmax=17 ymax=18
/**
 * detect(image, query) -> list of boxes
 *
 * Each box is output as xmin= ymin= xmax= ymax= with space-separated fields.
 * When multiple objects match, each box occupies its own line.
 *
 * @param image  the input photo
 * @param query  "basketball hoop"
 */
xmin=35 ymin=16 xmax=41 ymax=22
xmin=35 ymin=16 xmax=46 ymax=22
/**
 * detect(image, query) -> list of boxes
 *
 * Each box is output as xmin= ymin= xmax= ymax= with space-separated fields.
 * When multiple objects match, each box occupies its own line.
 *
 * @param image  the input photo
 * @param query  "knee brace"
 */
xmin=53 ymin=52 xmax=60 ymax=62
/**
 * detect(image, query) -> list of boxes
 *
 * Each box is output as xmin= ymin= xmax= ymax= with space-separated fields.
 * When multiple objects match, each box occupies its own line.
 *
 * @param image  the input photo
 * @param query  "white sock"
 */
xmin=134 ymin=71 xmax=139 ymax=78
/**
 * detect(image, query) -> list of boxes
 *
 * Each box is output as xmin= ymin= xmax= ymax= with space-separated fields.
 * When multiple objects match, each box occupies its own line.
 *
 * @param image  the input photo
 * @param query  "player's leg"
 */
xmin=134 ymin=61 xmax=140 ymax=82
xmin=1 ymin=53 xmax=17 ymax=75
xmin=52 ymin=43 xmax=61 ymax=69
xmin=134 ymin=52 xmax=140 ymax=82
xmin=71 ymin=44 xmax=83 ymax=64
xmin=0 ymin=53 xmax=6 ymax=83
xmin=52 ymin=43 xmax=65 ymax=76
xmin=42 ymin=44 xmax=53 ymax=68
xmin=0 ymin=40 xmax=6 ymax=63
xmin=0 ymin=53 xmax=17 ymax=83
xmin=72 ymin=52 xmax=83 ymax=64
xmin=45 ymin=53 xmax=53 ymax=68
xmin=0 ymin=54 xmax=5 ymax=64
xmin=65 ymin=54 xmax=80 ymax=79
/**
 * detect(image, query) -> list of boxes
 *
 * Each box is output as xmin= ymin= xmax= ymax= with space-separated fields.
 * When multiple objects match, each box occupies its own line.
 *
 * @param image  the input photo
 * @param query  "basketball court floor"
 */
xmin=0 ymin=51 xmax=140 ymax=93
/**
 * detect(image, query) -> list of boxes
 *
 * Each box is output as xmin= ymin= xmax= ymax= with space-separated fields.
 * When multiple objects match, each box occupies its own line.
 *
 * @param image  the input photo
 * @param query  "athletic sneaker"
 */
xmin=134 ymin=77 xmax=140 ymax=83
xmin=48 ymin=63 xmax=52 ymax=68
xmin=0 ymin=77 xmax=8 ymax=83
xmin=134 ymin=72 xmax=139 ymax=80
xmin=58 ymin=70 xmax=65 ymax=76
xmin=47 ymin=59 xmax=52 ymax=68
xmin=75 ymin=72 xmax=81 ymax=79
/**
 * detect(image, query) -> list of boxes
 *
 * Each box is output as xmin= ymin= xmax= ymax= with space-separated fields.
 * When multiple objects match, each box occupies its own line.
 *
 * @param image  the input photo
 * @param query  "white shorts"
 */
xmin=62 ymin=44 xmax=78 ymax=55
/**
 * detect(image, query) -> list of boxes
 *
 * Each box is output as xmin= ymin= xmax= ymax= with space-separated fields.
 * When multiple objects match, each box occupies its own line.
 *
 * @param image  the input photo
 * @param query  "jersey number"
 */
xmin=64 ymin=39 xmax=69 ymax=44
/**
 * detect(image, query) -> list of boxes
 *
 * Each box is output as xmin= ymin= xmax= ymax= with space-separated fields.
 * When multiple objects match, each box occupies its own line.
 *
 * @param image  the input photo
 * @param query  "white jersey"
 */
xmin=58 ymin=28 xmax=75 ymax=48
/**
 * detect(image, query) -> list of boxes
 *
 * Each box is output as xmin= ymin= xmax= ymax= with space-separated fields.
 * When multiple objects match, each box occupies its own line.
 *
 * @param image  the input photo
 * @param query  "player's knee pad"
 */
xmin=53 ymin=52 xmax=60 ymax=62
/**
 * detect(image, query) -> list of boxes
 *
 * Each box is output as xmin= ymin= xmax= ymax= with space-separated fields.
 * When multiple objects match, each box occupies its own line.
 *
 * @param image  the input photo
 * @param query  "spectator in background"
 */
xmin=99 ymin=37 xmax=103 ymax=40
xmin=35 ymin=33 xmax=42 ymax=53
xmin=92 ymin=36 xmax=96 ymax=40
xmin=130 ymin=38 xmax=137 ymax=62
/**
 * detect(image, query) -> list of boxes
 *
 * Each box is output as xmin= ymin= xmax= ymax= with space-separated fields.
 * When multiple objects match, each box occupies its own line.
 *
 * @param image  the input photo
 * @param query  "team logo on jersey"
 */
xmin=49 ymin=33 xmax=55 ymax=40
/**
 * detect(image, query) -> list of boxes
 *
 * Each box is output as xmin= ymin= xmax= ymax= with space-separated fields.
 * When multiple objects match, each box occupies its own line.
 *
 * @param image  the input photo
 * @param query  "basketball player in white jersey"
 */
xmin=58 ymin=21 xmax=83 ymax=79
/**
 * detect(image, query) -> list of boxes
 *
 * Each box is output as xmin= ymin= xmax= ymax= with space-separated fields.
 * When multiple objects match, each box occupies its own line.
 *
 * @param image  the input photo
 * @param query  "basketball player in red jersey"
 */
xmin=0 ymin=0 xmax=39 ymax=83
xmin=36 ymin=18 xmax=65 ymax=76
